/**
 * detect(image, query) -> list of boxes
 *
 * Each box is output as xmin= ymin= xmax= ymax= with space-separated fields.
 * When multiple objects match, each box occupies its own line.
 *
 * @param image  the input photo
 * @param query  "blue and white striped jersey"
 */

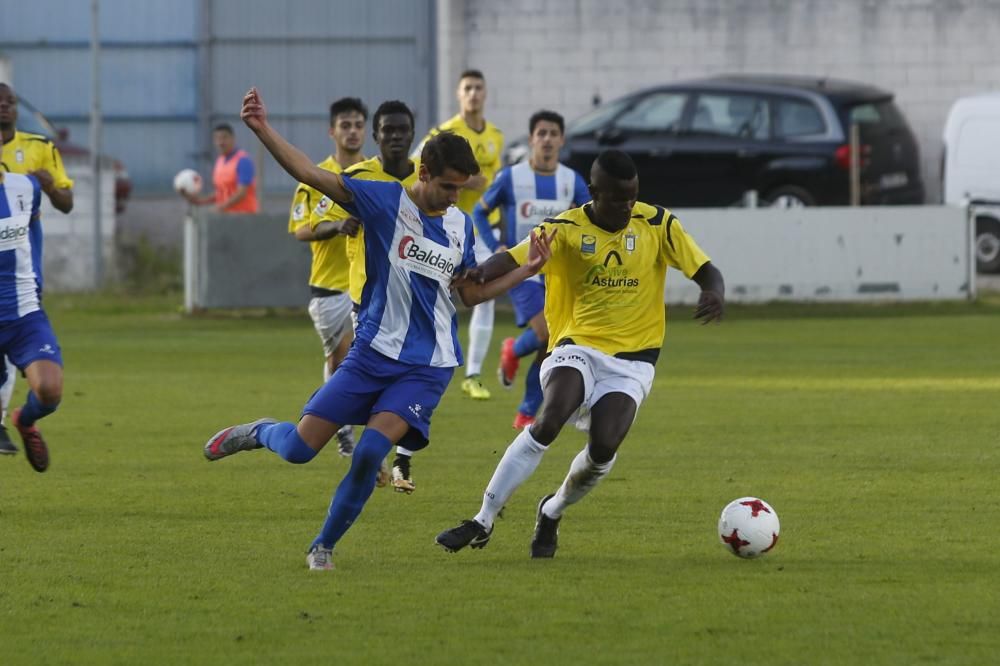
xmin=0 ymin=172 xmax=43 ymax=321
xmin=472 ymin=162 xmax=589 ymax=252
xmin=341 ymin=177 xmax=476 ymax=368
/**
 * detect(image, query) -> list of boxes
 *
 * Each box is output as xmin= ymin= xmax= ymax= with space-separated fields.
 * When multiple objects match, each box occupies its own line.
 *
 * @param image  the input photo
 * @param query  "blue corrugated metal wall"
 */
xmin=0 ymin=0 xmax=435 ymax=192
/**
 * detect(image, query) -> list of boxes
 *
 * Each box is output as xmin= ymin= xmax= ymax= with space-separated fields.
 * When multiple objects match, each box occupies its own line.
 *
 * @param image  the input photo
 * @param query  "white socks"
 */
xmin=542 ymin=447 xmax=617 ymax=519
xmin=0 ymin=357 xmax=15 ymax=425
xmin=396 ymin=446 xmax=415 ymax=457
xmin=474 ymin=427 xmax=547 ymax=529
xmin=466 ymin=299 xmax=495 ymax=377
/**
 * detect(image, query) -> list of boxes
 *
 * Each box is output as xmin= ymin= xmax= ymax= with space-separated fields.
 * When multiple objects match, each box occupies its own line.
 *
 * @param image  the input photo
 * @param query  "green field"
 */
xmin=2 ymin=293 xmax=999 ymax=664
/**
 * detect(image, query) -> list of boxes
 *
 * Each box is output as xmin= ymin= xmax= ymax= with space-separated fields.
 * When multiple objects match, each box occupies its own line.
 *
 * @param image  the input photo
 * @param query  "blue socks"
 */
xmin=518 ymin=361 xmax=543 ymax=417
xmin=313 ymin=428 xmax=393 ymax=549
xmin=18 ymin=391 xmax=58 ymax=428
xmin=513 ymin=328 xmax=540 ymax=358
xmin=256 ymin=421 xmax=317 ymax=464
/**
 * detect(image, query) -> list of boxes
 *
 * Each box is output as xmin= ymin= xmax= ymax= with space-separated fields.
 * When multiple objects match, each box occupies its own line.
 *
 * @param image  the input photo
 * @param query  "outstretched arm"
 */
xmin=241 ymin=87 xmax=352 ymax=205
xmin=455 ymin=228 xmax=555 ymax=306
xmin=691 ymin=261 xmax=725 ymax=324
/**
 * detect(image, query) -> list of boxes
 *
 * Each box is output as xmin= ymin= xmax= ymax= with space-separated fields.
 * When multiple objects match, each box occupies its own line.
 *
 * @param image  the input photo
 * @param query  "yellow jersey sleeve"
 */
xmin=42 ymin=140 xmax=73 ymax=190
xmin=288 ymin=183 xmax=317 ymax=233
xmin=1 ymin=132 xmax=74 ymax=189
xmin=662 ymin=214 xmax=710 ymax=278
xmin=289 ymin=156 xmax=350 ymax=292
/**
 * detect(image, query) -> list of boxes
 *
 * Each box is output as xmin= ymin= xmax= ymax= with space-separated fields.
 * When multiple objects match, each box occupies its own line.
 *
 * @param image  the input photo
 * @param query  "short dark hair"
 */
xmin=329 ymin=97 xmax=368 ymax=124
xmin=529 ymin=110 xmax=565 ymax=135
xmin=212 ymin=123 xmax=234 ymax=135
xmin=459 ymin=69 xmax=485 ymax=82
xmin=372 ymin=100 xmax=414 ymax=133
xmin=421 ymin=131 xmax=480 ymax=178
xmin=595 ymin=149 xmax=637 ymax=180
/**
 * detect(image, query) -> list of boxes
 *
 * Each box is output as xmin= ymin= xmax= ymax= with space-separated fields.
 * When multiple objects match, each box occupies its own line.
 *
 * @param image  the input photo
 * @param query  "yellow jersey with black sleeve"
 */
xmin=288 ymin=156 xmax=351 ymax=293
xmin=416 ymin=114 xmax=503 ymax=216
xmin=314 ymin=156 xmax=421 ymax=304
xmin=1 ymin=131 xmax=74 ymax=189
xmin=507 ymin=203 xmax=710 ymax=362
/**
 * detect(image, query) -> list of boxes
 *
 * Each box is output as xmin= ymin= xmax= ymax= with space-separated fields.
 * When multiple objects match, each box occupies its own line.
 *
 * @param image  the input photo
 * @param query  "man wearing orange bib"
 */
xmin=184 ymin=123 xmax=259 ymax=213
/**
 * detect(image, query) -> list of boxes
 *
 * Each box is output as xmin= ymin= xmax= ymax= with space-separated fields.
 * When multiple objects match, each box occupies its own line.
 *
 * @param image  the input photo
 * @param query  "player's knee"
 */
xmin=587 ymin=440 xmax=617 ymax=465
xmin=529 ymin=416 xmax=561 ymax=445
xmin=36 ymin=381 xmax=62 ymax=406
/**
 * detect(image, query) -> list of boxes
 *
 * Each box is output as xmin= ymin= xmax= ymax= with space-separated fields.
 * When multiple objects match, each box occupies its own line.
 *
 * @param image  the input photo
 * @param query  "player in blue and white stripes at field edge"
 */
xmin=0 ymin=169 xmax=65 ymax=473
xmin=472 ymin=110 xmax=589 ymax=430
xmin=203 ymin=87 xmax=555 ymax=571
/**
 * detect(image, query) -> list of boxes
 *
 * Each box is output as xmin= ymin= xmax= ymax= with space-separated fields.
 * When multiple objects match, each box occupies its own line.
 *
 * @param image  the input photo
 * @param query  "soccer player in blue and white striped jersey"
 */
xmin=0 ymin=171 xmax=65 ymax=472
xmin=472 ymin=110 xmax=590 ymax=430
xmin=203 ymin=88 xmax=554 ymax=571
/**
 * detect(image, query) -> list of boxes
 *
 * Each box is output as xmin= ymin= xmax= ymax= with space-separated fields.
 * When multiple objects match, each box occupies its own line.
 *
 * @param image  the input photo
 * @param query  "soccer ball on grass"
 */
xmin=718 ymin=497 xmax=780 ymax=559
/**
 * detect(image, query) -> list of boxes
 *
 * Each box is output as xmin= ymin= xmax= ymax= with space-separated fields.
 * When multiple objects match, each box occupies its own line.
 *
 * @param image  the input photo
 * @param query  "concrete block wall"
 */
xmin=438 ymin=0 xmax=1000 ymax=202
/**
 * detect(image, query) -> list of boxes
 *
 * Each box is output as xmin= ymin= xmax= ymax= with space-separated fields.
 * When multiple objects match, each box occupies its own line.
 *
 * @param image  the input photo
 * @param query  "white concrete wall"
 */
xmin=440 ymin=0 xmax=1000 ymax=203
xmin=663 ymin=205 xmax=972 ymax=304
xmin=41 ymin=164 xmax=116 ymax=291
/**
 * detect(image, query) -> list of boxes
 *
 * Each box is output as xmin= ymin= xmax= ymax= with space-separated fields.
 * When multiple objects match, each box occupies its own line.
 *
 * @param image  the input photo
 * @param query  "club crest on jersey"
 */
xmin=15 ymin=149 xmax=23 ymax=163
xmin=581 ymin=234 xmax=596 ymax=255
xmin=624 ymin=231 xmax=636 ymax=254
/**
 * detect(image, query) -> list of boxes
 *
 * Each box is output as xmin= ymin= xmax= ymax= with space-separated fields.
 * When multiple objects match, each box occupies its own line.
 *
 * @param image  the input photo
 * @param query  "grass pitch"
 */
xmin=2 ymin=293 xmax=999 ymax=664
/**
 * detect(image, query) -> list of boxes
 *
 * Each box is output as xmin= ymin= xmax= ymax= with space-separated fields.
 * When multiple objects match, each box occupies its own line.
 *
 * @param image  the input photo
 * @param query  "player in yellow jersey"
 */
xmin=437 ymin=149 xmax=726 ymax=558
xmin=314 ymin=101 xmax=426 ymax=494
xmin=0 ymin=82 xmax=74 ymax=459
xmin=288 ymin=97 xmax=368 ymax=456
xmin=415 ymin=70 xmax=504 ymax=400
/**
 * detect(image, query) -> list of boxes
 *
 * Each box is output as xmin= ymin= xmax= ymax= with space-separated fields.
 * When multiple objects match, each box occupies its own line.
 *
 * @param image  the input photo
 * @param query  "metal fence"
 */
xmin=0 ymin=0 xmax=436 ymax=193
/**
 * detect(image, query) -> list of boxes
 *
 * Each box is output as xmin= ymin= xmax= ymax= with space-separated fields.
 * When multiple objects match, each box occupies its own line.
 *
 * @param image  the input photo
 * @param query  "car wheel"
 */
xmin=765 ymin=185 xmax=816 ymax=208
xmin=975 ymin=216 xmax=1000 ymax=273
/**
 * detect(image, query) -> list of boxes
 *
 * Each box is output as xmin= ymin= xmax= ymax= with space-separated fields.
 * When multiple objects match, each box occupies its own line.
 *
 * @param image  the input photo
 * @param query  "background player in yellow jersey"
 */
xmin=415 ymin=70 xmax=503 ymax=400
xmin=288 ymin=97 xmax=368 ymax=456
xmin=0 ymin=82 xmax=74 ymax=458
xmin=314 ymin=100 xmax=423 ymax=493
xmin=437 ymin=149 xmax=726 ymax=558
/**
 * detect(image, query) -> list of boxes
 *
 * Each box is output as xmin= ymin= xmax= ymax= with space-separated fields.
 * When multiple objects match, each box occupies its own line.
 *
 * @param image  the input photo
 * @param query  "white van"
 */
xmin=943 ymin=93 xmax=1000 ymax=272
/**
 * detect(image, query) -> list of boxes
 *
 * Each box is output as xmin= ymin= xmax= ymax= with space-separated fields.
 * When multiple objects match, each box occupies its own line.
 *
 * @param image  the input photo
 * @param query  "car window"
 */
xmin=848 ymin=100 xmax=906 ymax=130
xmin=774 ymin=98 xmax=826 ymax=137
xmin=12 ymin=97 xmax=56 ymax=138
xmin=613 ymin=92 xmax=687 ymax=132
xmin=688 ymin=93 xmax=770 ymax=139
xmin=567 ymin=97 xmax=632 ymax=137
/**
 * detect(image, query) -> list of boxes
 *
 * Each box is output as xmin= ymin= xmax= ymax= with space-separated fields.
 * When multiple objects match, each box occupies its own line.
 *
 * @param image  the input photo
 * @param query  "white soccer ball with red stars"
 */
xmin=173 ymin=168 xmax=203 ymax=195
xmin=718 ymin=497 xmax=780 ymax=559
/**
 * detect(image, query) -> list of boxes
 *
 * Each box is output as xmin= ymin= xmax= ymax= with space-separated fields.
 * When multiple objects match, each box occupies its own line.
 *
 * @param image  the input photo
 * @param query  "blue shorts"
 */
xmin=0 ymin=310 xmax=63 ymax=384
xmin=302 ymin=342 xmax=453 ymax=447
xmin=510 ymin=280 xmax=545 ymax=328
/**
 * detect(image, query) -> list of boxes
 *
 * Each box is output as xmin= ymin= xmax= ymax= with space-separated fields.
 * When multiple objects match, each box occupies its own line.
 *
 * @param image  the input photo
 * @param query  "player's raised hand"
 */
xmin=525 ymin=227 xmax=556 ymax=273
xmin=694 ymin=289 xmax=724 ymax=324
xmin=241 ymin=87 xmax=268 ymax=132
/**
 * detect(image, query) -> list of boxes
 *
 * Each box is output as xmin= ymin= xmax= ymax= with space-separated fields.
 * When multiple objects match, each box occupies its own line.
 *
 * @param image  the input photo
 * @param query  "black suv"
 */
xmin=506 ymin=74 xmax=925 ymax=208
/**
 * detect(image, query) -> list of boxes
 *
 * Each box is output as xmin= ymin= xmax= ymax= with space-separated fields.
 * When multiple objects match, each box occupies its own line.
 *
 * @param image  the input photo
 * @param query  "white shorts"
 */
xmin=539 ymin=344 xmax=655 ymax=432
xmin=307 ymin=292 xmax=353 ymax=358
